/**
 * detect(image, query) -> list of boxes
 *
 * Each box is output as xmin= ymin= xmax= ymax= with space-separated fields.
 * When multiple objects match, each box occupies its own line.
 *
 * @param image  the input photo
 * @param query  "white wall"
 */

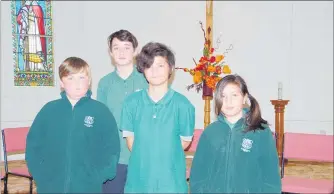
xmin=1 ymin=1 xmax=333 ymax=161
xmin=212 ymin=1 xmax=333 ymax=134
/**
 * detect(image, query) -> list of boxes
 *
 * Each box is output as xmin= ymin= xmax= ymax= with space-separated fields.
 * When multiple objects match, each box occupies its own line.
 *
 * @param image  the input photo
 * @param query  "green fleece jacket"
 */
xmin=25 ymin=90 xmax=120 ymax=193
xmin=189 ymin=114 xmax=281 ymax=193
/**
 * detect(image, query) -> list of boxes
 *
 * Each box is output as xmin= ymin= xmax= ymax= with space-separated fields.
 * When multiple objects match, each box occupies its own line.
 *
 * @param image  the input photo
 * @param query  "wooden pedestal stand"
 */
xmin=271 ymin=100 xmax=289 ymax=165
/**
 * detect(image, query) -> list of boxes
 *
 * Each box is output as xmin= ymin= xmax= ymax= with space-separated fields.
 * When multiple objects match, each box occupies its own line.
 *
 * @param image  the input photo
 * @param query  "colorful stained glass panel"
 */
xmin=11 ymin=0 xmax=54 ymax=86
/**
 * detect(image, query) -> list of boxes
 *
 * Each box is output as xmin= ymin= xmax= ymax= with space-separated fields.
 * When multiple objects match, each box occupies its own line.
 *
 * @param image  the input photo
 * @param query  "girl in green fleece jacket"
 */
xmin=25 ymin=57 xmax=120 ymax=193
xmin=189 ymin=74 xmax=281 ymax=193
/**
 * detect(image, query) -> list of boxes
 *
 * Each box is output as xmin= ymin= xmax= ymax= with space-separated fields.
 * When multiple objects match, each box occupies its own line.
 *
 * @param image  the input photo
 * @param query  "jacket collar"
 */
xmin=218 ymin=108 xmax=249 ymax=129
xmin=60 ymin=89 xmax=92 ymax=107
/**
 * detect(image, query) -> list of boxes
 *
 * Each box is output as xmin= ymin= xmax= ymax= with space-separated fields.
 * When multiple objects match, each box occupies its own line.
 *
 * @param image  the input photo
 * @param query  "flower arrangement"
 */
xmin=176 ymin=21 xmax=232 ymax=95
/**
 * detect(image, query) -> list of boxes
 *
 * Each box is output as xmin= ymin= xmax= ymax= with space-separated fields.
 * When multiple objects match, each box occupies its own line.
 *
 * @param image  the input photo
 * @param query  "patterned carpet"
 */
xmin=1 ymin=159 xmax=333 ymax=194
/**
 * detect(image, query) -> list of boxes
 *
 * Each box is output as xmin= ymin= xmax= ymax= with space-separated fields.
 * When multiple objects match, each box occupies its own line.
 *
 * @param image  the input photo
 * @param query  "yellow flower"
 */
xmin=222 ymin=65 xmax=232 ymax=74
xmin=207 ymin=65 xmax=215 ymax=73
xmin=193 ymin=71 xmax=202 ymax=84
xmin=215 ymin=55 xmax=224 ymax=63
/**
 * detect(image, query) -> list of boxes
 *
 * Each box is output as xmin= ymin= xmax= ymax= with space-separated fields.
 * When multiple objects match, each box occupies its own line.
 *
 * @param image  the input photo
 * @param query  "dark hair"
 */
xmin=214 ymin=74 xmax=268 ymax=132
xmin=136 ymin=42 xmax=175 ymax=76
xmin=107 ymin=29 xmax=138 ymax=50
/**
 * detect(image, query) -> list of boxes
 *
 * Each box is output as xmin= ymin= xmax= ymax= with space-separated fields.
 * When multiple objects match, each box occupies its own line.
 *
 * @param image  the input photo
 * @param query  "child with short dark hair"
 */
xmin=121 ymin=42 xmax=195 ymax=193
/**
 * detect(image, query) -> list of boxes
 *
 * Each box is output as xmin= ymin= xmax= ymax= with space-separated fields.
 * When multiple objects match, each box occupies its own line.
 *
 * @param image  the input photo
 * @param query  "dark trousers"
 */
xmin=102 ymin=163 xmax=128 ymax=194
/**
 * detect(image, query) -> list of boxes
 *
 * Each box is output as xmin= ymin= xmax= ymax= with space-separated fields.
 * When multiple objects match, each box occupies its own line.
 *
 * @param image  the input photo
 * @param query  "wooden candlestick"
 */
xmin=271 ymin=100 xmax=289 ymax=165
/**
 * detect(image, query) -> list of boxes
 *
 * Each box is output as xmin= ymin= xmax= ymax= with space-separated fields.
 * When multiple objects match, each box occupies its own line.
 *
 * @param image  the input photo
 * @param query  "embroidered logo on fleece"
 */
xmin=84 ymin=116 xmax=94 ymax=127
xmin=241 ymin=138 xmax=253 ymax=152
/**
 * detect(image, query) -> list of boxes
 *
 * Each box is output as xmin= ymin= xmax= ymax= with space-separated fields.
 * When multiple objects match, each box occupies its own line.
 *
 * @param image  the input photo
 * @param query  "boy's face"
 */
xmin=60 ymin=71 xmax=90 ymax=101
xmin=110 ymin=38 xmax=136 ymax=67
xmin=144 ymin=56 xmax=170 ymax=87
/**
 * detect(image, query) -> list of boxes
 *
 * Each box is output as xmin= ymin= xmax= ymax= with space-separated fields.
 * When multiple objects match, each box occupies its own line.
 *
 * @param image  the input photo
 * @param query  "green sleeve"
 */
xmin=189 ymin=132 xmax=216 ymax=193
xmin=258 ymin=129 xmax=282 ymax=193
xmin=120 ymin=100 xmax=133 ymax=132
xmin=25 ymin=106 xmax=47 ymax=183
xmin=179 ymin=103 xmax=195 ymax=137
xmin=91 ymin=110 xmax=120 ymax=182
xmin=97 ymin=79 xmax=107 ymax=104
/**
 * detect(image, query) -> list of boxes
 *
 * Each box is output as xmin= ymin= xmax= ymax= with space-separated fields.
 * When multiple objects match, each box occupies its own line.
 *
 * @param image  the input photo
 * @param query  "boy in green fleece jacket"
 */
xmin=25 ymin=57 xmax=120 ymax=193
xmin=190 ymin=74 xmax=281 ymax=193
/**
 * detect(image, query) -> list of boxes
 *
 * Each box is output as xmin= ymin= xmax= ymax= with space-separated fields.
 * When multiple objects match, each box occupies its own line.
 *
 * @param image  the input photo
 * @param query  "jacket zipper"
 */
xmin=64 ymin=107 xmax=75 ymax=192
xmin=225 ymin=125 xmax=233 ymax=192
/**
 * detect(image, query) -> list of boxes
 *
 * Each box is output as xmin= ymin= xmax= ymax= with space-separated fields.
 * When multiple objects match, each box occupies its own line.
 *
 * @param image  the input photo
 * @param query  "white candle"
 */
xmin=278 ymin=82 xmax=283 ymax=100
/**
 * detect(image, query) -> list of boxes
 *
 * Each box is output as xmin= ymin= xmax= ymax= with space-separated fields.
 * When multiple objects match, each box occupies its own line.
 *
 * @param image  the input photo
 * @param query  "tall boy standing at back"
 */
xmin=97 ymin=30 xmax=148 ymax=193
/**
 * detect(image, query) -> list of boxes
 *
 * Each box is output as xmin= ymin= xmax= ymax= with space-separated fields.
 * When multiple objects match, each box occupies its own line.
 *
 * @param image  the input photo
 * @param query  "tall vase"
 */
xmin=202 ymin=81 xmax=213 ymax=98
xmin=202 ymin=81 xmax=213 ymax=129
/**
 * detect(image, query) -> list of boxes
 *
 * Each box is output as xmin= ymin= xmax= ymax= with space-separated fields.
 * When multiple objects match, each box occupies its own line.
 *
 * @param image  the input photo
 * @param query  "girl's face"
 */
xmin=220 ymin=83 xmax=247 ymax=121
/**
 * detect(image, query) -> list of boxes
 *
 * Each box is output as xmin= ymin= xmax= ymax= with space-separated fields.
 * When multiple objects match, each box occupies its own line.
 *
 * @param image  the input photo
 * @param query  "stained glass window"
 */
xmin=11 ymin=0 xmax=54 ymax=86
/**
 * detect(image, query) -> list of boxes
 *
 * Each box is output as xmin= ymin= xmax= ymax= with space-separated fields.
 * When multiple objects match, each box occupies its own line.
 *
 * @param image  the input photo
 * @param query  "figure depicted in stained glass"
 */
xmin=16 ymin=0 xmax=47 ymax=72
xmin=11 ymin=0 xmax=54 ymax=86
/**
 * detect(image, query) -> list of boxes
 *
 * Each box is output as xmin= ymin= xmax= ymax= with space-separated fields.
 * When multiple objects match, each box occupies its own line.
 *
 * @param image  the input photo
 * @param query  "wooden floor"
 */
xmin=1 ymin=159 xmax=333 ymax=194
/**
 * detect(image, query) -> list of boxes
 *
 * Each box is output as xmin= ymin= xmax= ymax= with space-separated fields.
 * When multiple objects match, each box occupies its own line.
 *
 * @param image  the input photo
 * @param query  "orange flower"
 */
xmin=215 ymin=55 xmax=224 ymax=63
xmin=207 ymin=82 xmax=216 ymax=90
xmin=207 ymin=65 xmax=215 ymax=73
xmin=222 ymin=65 xmax=232 ymax=74
xmin=193 ymin=71 xmax=202 ymax=84
xmin=205 ymin=76 xmax=217 ymax=89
